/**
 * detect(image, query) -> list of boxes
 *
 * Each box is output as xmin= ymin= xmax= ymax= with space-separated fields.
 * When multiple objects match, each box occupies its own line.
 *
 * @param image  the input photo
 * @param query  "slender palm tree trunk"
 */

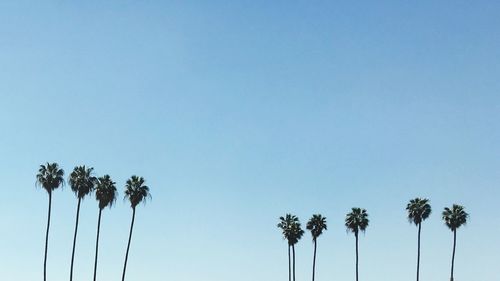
xmin=312 ymin=238 xmax=317 ymax=281
xmin=292 ymin=244 xmax=296 ymax=281
xmin=122 ymin=207 xmax=136 ymax=281
xmin=288 ymin=245 xmax=291 ymax=281
xmin=450 ymin=230 xmax=456 ymax=281
xmin=93 ymin=208 xmax=102 ymax=281
xmin=69 ymin=198 xmax=81 ymax=281
xmin=417 ymin=223 xmax=421 ymax=281
xmin=43 ymin=192 xmax=52 ymax=281
xmin=355 ymin=232 xmax=359 ymax=281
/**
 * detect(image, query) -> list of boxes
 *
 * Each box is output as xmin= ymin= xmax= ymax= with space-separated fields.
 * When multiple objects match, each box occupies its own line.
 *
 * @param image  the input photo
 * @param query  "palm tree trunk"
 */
xmin=417 ymin=223 xmax=421 ymax=281
xmin=292 ymin=244 xmax=296 ymax=281
xmin=122 ymin=207 xmax=136 ymax=281
xmin=288 ymin=245 xmax=291 ymax=281
xmin=355 ymin=232 xmax=359 ymax=281
xmin=450 ymin=230 xmax=456 ymax=281
xmin=93 ymin=208 xmax=102 ymax=281
xmin=69 ymin=198 xmax=81 ymax=281
xmin=43 ymin=192 xmax=52 ymax=281
xmin=312 ymin=238 xmax=317 ymax=281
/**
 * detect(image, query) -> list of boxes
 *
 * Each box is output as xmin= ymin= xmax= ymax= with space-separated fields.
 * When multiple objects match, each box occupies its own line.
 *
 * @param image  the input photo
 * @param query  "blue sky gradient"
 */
xmin=0 ymin=1 xmax=499 ymax=280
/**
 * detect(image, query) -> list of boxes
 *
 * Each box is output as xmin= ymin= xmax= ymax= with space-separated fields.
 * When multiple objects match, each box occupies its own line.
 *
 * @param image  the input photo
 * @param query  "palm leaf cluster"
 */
xmin=124 ymin=175 xmax=151 ymax=208
xmin=69 ymin=165 xmax=98 ymax=199
xmin=36 ymin=163 xmax=65 ymax=194
xmin=442 ymin=205 xmax=468 ymax=231
xmin=345 ymin=208 xmax=369 ymax=236
xmin=36 ymin=162 xmax=151 ymax=281
xmin=96 ymin=175 xmax=118 ymax=210
xmin=306 ymin=214 xmax=327 ymax=241
xmin=278 ymin=200 xmax=469 ymax=281
xmin=407 ymin=198 xmax=432 ymax=225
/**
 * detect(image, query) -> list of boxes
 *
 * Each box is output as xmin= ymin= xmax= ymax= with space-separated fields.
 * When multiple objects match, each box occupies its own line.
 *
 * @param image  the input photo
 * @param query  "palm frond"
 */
xmin=442 ymin=204 xmax=469 ymax=231
xmin=406 ymin=198 xmax=432 ymax=225
xmin=36 ymin=162 xmax=65 ymax=193
xmin=68 ymin=165 xmax=97 ymax=199
xmin=124 ymin=175 xmax=151 ymax=208
xmin=345 ymin=208 xmax=369 ymax=235
xmin=96 ymin=175 xmax=118 ymax=210
xmin=277 ymin=214 xmax=304 ymax=245
xmin=306 ymin=214 xmax=327 ymax=240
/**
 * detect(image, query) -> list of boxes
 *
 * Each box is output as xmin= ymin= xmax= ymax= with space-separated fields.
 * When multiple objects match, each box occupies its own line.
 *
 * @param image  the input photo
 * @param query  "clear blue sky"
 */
xmin=0 ymin=1 xmax=499 ymax=281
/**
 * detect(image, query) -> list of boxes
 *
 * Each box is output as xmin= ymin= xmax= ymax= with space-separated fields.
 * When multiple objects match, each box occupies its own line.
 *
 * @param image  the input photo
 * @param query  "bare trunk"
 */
xmin=93 ymin=209 xmax=102 ymax=281
xmin=292 ymin=244 xmax=296 ymax=281
xmin=288 ymin=245 xmax=291 ymax=281
xmin=69 ymin=198 xmax=81 ymax=281
xmin=312 ymin=238 xmax=317 ymax=281
xmin=43 ymin=192 xmax=52 ymax=281
xmin=122 ymin=207 xmax=136 ymax=281
xmin=450 ymin=230 xmax=456 ymax=281
xmin=355 ymin=232 xmax=359 ymax=281
xmin=417 ymin=223 xmax=421 ymax=281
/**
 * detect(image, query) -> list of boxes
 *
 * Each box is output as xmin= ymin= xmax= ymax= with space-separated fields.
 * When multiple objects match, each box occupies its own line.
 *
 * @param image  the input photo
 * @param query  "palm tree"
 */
xmin=93 ymin=175 xmax=117 ymax=281
xmin=306 ymin=214 xmax=327 ymax=281
xmin=345 ymin=208 xmax=369 ymax=281
xmin=36 ymin=162 xmax=64 ymax=281
xmin=277 ymin=214 xmax=305 ymax=281
xmin=442 ymin=204 xmax=469 ymax=281
xmin=122 ymin=175 xmax=151 ymax=281
xmin=406 ymin=198 xmax=432 ymax=281
xmin=68 ymin=165 xmax=97 ymax=281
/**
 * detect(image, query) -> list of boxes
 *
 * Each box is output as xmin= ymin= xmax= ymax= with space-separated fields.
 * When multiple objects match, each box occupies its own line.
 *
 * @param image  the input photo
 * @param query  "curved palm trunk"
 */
xmin=450 ymin=230 xmax=456 ymax=281
xmin=43 ymin=192 xmax=52 ymax=281
xmin=312 ymin=238 xmax=317 ymax=281
xmin=292 ymin=244 xmax=296 ymax=281
xmin=69 ymin=198 xmax=81 ymax=281
xmin=355 ymin=232 xmax=359 ymax=281
xmin=93 ymin=209 xmax=102 ymax=281
xmin=416 ymin=223 xmax=421 ymax=281
xmin=288 ymin=245 xmax=291 ymax=281
xmin=122 ymin=207 xmax=136 ymax=281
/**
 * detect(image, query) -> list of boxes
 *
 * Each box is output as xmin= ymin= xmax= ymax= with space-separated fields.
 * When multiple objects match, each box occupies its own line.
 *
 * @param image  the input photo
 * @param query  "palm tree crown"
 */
xmin=306 ymin=214 xmax=327 ymax=240
xmin=95 ymin=175 xmax=117 ymax=210
xmin=406 ymin=198 xmax=432 ymax=225
xmin=69 ymin=165 xmax=97 ymax=199
xmin=36 ymin=162 xmax=65 ymax=193
xmin=345 ymin=208 xmax=369 ymax=235
xmin=278 ymin=214 xmax=305 ymax=245
xmin=442 ymin=205 xmax=468 ymax=231
xmin=124 ymin=175 xmax=151 ymax=208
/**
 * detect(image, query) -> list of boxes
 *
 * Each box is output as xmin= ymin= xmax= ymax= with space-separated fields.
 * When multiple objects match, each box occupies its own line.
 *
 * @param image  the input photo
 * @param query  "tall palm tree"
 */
xmin=406 ymin=198 xmax=432 ymax=281
xmin=278 ymin=214 xmax=295 ymax=281
xmin=345 ymin=208 xmax=369 ymax=281
xmin=442 ymin=204 xmax=469 ymax=281
xmin=122 ymin=175 xmax=151 ymax=281
xmin=36 ymin=162 xmax=65 ymax=281
xmin=93 ymin=175 xmax=117 ymax=281
xmin=277 ymin=214 xmax=305 ymax=281
xmin=68 ymin=165 xmax=97 ymax=281
xmin=306 ymin=214 xmax=327 ymax=281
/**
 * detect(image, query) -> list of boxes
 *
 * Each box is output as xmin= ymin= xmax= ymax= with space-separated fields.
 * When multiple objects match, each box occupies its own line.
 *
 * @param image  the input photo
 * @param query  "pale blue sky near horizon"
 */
xmin=0 ymin=1 xmax=499 ymax=281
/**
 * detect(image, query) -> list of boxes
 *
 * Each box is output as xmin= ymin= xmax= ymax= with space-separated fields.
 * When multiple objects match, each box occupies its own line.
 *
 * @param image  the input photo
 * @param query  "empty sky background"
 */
xmin=1 ymin=1 xmax=499 ymax=281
